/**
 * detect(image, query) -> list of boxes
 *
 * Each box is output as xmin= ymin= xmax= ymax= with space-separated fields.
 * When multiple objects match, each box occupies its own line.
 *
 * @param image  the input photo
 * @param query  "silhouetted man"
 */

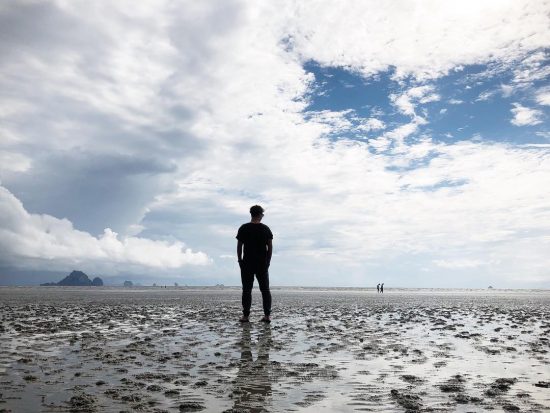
xmin=380 ymin=283 xmax=384 ymax=293
xmin=237 ymin=205 xmax=273 ymax=323
xmin=376 ymin=283 xmax=380 ymax=293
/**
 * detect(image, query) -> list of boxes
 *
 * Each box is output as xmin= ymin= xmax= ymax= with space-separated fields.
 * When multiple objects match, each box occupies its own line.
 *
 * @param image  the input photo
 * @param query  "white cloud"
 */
xmin=370 ymin=107 xmax=385 ymax=117
xmin=288 ymin=0 xmax=549 ymax=80
xmin=512 ymin=50 xmax=550 ymax=84
xmin=510 ymin=103 xmax=543 ymax=126
xmin=536 ymin=86 xmax=550 ymax=106
xmin=476 ymin=90 xmax=494 ymax=102
xmin=0 ymin=185 xmax=210 ymax=272
xmin=448 ymin=99 xmax=463 ymax=105
xmin=306 ymin=110 xmax=354 ymax=133
xmin=357 ymin=117 xmax=385 ymax=132
xmin=391 ymin=93 xmax=416 ymax=116
xmin=303 ymin=112 xmax=385 ymax=136
xmin=390 ymin=85 xmax=439 ymax=117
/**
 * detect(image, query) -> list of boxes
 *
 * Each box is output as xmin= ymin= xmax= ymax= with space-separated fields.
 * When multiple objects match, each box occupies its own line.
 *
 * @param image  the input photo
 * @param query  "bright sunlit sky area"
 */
xmin=1 ymin=1 xmax=549 ymax=287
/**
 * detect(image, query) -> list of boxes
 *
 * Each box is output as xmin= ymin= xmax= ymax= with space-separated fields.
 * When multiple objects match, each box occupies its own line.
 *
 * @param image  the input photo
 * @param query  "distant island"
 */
xmin=41 ymin=270 xmax=103 ymax=286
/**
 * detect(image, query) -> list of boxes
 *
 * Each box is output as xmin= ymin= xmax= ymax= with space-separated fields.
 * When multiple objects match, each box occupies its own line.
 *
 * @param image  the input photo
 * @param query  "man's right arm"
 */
xmin=266 ymin=239 xmax=272 ymax=268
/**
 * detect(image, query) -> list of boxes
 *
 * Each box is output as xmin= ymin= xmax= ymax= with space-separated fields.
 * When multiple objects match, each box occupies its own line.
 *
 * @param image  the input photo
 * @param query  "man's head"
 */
xmin=250 ymin=205 xmax=264 ymax=219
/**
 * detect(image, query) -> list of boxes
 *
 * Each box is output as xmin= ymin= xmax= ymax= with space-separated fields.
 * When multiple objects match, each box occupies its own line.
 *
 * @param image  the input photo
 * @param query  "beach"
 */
xmin=0 ymin=287 xmax=549 ymax=412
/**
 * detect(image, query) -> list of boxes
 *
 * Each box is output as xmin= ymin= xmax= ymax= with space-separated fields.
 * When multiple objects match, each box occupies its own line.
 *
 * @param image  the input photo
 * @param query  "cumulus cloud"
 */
xmin=0 ymin=185 xmax=210 ymax=272
xmin=510 ymin=103 xmax=543 ymax=126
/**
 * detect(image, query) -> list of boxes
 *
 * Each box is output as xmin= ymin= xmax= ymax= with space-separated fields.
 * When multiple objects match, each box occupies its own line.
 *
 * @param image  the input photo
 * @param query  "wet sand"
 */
xmin=0 ymin=287 xmax=549 ymax=412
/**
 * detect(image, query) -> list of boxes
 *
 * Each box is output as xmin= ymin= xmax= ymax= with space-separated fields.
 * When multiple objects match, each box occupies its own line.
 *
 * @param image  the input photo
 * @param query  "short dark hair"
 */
xmin=250 ymin=205 xmax=264 ymax=217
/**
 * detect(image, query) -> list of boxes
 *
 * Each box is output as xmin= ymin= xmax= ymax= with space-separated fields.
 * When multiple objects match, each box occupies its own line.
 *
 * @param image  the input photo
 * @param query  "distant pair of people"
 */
xmin=376 ymin=283 xmax=384 ymax=293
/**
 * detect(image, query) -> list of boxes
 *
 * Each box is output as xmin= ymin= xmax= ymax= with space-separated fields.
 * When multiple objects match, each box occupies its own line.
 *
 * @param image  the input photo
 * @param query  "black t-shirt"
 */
xmin=236 ymin=223 xmax=273 ymax=264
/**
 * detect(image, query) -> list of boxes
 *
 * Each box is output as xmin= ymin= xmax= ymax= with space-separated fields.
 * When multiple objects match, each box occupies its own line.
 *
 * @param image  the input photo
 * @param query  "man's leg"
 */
xmin=241 ymin=264 xmax=254 ymax=317
xmin=256 ymin=268 xmax=272 ymax=316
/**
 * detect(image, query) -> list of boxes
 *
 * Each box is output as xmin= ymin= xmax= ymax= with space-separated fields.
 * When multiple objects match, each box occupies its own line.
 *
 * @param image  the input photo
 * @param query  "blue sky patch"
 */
xmin=304 ymin=57 xmax=549 ymax=146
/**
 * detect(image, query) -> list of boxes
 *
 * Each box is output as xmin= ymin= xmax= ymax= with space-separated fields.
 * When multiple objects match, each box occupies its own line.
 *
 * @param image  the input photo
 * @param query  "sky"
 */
xmin=0 ymin=0 xmax=549 ymax=288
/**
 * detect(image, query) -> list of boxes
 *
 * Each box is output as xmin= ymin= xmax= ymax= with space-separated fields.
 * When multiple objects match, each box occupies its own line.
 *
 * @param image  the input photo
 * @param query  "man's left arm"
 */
xmin=237 ymin=240 xmax=243 ymax=264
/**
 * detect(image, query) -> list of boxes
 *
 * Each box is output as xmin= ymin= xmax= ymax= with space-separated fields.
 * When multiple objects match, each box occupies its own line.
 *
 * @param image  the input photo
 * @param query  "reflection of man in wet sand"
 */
xmin=237 ymin=205 xmax=273 ymax=323
xmin=231 ymin=324 xmax=273 ymax=412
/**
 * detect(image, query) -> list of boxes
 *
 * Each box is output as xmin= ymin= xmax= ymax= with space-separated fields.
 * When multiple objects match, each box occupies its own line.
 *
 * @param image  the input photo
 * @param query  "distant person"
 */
xmin=236 ymin=205 xmax=273 ymax=323
xmin=380 ymin=283 xmax=384 ymax=293
xmin=376 ymin=283 xmax=380 ymax=293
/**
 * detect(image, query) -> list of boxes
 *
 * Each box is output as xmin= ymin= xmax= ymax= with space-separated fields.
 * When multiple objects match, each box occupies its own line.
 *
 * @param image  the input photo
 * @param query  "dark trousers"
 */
xmin=240 ymin=262 xmax=271 ymax=317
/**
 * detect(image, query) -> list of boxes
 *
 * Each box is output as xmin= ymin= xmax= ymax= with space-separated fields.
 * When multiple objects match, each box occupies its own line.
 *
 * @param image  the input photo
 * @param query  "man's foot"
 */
xmin=260 ymin=315 xmax=271 ymax=323
xmin=239 ymin=316 xmax=250 ymax=323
